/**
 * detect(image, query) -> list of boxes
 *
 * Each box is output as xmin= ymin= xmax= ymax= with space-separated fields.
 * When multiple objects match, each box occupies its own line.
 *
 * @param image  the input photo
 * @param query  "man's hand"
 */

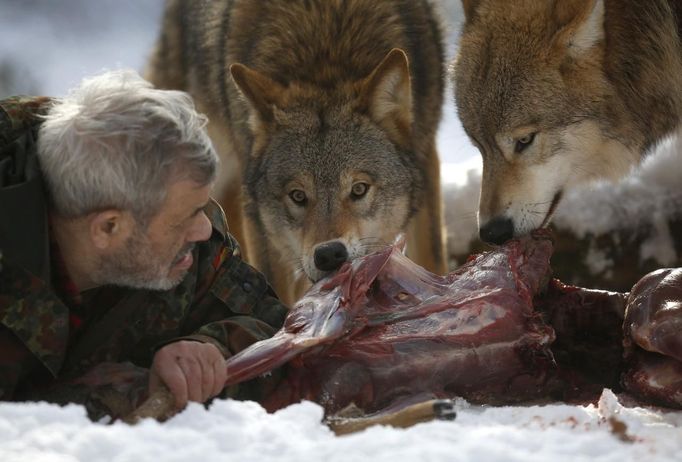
xmin=149 ymin=340 xmax=227 ymax=409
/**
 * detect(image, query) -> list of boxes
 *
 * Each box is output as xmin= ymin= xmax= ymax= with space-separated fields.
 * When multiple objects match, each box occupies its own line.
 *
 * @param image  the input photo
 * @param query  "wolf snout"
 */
xmin=479 ymin=217 xmax=514 ymax=245
xmin=314 ymin=241 xmax=349 ymax=272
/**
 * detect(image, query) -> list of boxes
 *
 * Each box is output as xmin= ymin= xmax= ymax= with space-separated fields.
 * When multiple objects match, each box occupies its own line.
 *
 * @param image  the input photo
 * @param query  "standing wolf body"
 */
xmin=452 ymin=0 xmax=682 ymax=244
xmin=147 ymin=0 xmax=446 ymax=304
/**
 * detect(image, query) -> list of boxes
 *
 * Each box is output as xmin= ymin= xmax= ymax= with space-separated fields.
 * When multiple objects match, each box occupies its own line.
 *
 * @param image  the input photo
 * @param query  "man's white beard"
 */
xmin=92 ymin=227 xmax=193 ymax=291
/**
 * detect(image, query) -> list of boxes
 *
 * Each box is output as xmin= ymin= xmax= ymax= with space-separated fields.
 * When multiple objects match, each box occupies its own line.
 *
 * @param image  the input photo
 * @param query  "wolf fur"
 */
xmin=452 ymin=0 xmax=682 ymax=245
xmin=147 ymin=0 xmax=446 ymax=304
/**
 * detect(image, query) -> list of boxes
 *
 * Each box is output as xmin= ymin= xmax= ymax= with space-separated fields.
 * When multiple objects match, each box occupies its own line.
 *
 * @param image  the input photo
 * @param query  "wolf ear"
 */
xmin=360 ymin=48 xmax=413 ymax=146
xmin=553 ymin=0 xmax=605 ymax=56
xmin=230 ymin=63 xmax=285 ymax=123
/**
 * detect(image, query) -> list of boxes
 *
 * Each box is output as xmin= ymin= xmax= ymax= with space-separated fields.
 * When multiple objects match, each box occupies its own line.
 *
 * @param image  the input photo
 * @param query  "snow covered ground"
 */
xmin=3 ymin=389 xmax=682 ymax=462
xmin=2 ymin=2 xmax=682 ymax=461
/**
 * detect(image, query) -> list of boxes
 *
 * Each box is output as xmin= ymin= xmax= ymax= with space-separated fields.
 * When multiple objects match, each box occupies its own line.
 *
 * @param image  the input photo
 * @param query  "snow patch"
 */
xmin=554 ymin=135 xmax=682 ymax=239
xmin=3 ymin=392 xmax=682 ymax=462
xmin=585 ymin=242 xmax=615 ymax=277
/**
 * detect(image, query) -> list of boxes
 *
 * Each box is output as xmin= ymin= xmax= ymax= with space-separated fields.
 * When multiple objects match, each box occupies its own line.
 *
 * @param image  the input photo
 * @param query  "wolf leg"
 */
xmin=216 ymin=183 xmax=247 ymax=258
xmin=406 ymin=142 xmax=446 ymax=274
xmin=261 ymin=242 xmax=311 ymax=306
xmin=239 ymin=212 xmax=306 ymax=306
xmin=326 ymin=398 xmax=456 ymax=435
xmin=199 ymin=108 xmax=252 ymax=260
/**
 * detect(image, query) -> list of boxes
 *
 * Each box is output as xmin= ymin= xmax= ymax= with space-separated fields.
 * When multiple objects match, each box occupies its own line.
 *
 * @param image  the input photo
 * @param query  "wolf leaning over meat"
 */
xmin=452 ymin=0 xmax=682 ymax=245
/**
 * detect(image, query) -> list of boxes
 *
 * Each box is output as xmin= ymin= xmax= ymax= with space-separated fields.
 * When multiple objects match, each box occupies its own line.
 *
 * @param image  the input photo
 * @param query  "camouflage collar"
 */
xmin=0 ymin=95 xmax=53 ymax=282
xmin=0 ymin=96 xmax=52 ymax=146
xmin=0 ymin=261 xmax=69 ymax=378
xmin=205 ymin=198 xmax=229 ymax=239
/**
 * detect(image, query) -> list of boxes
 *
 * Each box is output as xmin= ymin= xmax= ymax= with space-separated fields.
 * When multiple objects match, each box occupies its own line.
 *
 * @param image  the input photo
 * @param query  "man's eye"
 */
xmin=289 ymin=189 xmax=307 ymax=205
xmin=350 ymin=182 xmax=369 ymax=200
xmin=514 ymin=133 xmax=536 ymax=154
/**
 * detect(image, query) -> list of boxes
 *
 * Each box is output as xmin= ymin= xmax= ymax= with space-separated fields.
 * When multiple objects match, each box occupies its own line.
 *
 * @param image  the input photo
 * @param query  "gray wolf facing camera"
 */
xmin=147 ymin=0 xmax=447 ymax=303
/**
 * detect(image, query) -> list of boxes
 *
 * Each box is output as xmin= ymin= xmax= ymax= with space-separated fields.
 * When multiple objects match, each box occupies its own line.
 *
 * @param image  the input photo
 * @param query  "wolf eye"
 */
xmin=514 ymin=133 xmax=536 ymax=154
xmin=289 ymin=189 xmax=307 ymax=205
xmin=350 ymin=182 xmax=369 ymax=200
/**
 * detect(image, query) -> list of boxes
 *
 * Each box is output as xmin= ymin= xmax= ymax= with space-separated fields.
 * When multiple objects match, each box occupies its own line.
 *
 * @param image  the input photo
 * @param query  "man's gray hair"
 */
xmin=37 ymin=69 xmax=218 ymax=223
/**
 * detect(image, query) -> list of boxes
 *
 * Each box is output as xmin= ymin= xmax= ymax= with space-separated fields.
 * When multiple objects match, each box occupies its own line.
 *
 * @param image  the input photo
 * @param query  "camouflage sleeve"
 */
xmin=175 ymin=231 xmax=288 ymax=349
xmin=0 ymin=325 xmax=43 ymax=401
xmin=165 ymin=230 xmax=289 ymax=401
xmin=0 ymin=324 xmax=151 ymax=421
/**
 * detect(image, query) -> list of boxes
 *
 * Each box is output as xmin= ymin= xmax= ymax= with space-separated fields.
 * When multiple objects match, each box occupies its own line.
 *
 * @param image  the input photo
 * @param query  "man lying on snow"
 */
xmin=0 ymin=70 xmax=288 ymax=421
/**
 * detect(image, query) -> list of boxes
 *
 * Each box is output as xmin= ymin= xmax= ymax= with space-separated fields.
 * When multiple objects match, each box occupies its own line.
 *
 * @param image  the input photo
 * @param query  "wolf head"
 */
xmin=453 ymin=0 xmax=641 ymax=244
xmin=231 ymin=49 xmax=421 ymax=282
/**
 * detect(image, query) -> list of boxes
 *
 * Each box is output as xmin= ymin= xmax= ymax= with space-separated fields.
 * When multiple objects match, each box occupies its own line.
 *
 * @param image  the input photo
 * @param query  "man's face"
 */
xmin=94 ymin=179 xmax=213 ymax=291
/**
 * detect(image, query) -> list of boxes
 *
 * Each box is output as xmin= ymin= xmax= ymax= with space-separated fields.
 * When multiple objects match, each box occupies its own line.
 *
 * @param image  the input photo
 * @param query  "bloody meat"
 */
xmin=224 ymin=231 xmax=682 ymax=414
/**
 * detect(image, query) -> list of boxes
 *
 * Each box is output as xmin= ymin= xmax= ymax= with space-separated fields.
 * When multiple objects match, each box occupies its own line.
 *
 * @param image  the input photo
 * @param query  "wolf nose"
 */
xmin=314 ymin=241 xmax=349 ymax=272
xmin=479 ymin=217 xmax=514 ymax=245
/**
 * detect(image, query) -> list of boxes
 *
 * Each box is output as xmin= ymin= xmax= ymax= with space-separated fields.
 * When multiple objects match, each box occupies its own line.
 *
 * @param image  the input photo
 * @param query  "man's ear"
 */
xmin=230 ymin=63 xmax=286 ymax=125
xmin=89 ymin=209 xmax=134 ymax=250
xmin=552 ymin=0 xmax=605 ymax=57
xmin=359 ymin=48 xmax=413 ymax=146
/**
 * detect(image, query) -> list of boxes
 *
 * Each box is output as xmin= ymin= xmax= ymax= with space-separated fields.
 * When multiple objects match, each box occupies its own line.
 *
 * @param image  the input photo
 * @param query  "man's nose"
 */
xmin=189 ymin=211 xmax=212 ymax=243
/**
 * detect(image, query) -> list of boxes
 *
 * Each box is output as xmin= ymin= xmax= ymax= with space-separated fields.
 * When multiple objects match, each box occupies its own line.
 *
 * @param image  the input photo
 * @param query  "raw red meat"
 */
xmin=226 ymin=231 xmax=556 ymax=412
xmin=621 ymin=268 xmax=682 ymax=407
xmin=224 ymin=232 xmax=682 ymax=414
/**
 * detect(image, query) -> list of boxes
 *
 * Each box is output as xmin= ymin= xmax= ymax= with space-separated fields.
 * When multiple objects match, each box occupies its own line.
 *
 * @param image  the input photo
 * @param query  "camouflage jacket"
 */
xmin=0 ymin=96 xmax=289 ymax=420
xmin=0 ymin=96 xmax=52 ymax=281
